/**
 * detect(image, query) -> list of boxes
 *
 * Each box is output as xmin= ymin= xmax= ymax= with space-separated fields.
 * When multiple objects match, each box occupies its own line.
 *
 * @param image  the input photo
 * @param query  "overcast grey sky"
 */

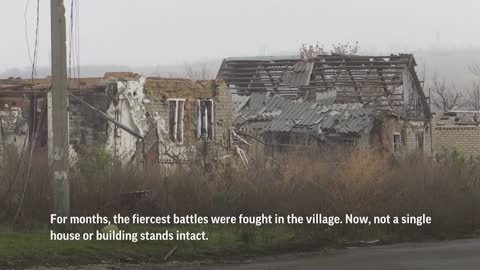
xmin=1 ymin=0 xmax=480 ymax=71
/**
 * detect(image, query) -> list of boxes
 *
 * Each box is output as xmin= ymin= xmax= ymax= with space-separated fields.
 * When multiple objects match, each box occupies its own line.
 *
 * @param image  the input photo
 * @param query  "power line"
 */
xmin=11 ymin=0 xmax=41 ymax=225
xmin=75 ymin=0 xmax=80 ymax=80
xmin=66 ymin=0 xmax=80 ymax=161
xmin=68 ymin=0 xmax=73 ymax=79
xmin=24 ymin=0 xmax=33 ymax=66
xmin=68 ymin=0 xmax=80 ymax=84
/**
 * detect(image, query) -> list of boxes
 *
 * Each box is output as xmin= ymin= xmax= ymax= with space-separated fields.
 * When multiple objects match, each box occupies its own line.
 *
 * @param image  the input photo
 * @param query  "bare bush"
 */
xmin=300 ymin=41 xmax=360 ymax=60
xmin=1 ymin=147 xmax=480 ymax=241
xmin=330 ymin=41 xmax=360 ymax=56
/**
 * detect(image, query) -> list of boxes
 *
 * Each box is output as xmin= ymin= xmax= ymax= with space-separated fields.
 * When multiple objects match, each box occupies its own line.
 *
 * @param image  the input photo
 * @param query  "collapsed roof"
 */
xmin=218 ymin=54 xmax=430 ymax=119
xmin=234 ymin=93 xmax=375 ymax=137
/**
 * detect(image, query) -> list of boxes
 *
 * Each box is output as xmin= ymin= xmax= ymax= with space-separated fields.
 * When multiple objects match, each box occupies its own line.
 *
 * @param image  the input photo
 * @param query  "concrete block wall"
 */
xmin=432 ymin=125 xmax=480 ymax=158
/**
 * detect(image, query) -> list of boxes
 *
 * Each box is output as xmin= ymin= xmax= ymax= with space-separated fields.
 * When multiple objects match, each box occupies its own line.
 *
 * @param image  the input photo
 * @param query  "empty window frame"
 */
xmin=415 ymin=131 xmax=424 ymax=151
xmin=393 ymin=133 xmax=401 ymax=156
xmin=342 ymin=138 xmax=358 ymax=148
xmin=197 ymin=99 xmax=215 ymax=141
xmin=113 ymin=109 xmax=122 ymax=138
xmin=168 ymin=98 xmax=185 ymax=144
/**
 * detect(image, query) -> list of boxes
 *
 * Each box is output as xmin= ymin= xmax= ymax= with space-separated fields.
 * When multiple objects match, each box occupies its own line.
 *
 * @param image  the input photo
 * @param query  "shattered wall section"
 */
xmin=69 ymin=95 xmax=109 ymax=150
xmin=106 ymin=78 xmax=149 ymax=163
xmin=212 ymin=82 xmax=233 ymax=149
xmin=155 ymin=116 xmax=193 ymax=164
xmin=0 ymin=107 xmax=29 ymax=156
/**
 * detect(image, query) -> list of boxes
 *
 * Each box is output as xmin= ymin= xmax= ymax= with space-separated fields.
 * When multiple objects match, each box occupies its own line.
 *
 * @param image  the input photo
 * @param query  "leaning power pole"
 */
xmin=50 ymin=0 xmax=70 ymax=219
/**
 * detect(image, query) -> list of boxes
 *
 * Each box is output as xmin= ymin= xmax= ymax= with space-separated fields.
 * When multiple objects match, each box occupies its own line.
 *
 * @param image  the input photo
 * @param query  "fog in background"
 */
xmin=1 ymin=0 xmax=480 ymax=90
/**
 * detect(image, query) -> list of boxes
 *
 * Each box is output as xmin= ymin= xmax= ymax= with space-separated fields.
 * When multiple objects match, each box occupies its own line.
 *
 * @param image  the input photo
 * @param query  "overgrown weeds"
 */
xmin=1 ymin=146 xmax=480 ymax=243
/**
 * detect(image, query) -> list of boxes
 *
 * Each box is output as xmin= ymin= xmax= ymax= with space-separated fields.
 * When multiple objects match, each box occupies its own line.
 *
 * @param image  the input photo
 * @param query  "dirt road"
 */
xmin=28 ymin=239 xmax=480 ymax=270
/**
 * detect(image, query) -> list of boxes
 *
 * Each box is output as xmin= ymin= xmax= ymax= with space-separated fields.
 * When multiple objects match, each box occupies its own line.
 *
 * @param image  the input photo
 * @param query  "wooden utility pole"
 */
xmin=50 ymin=0 xmax=70 ymax=219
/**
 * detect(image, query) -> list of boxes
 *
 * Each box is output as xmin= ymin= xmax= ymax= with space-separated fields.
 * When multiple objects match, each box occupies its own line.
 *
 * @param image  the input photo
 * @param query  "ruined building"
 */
xmin=0 ymin=53 xmax=434 ymax=165
xmin=218 ymin=54 xmax=432 ymax=158
xmin=0 ymin=74 xmax=233 ymax=167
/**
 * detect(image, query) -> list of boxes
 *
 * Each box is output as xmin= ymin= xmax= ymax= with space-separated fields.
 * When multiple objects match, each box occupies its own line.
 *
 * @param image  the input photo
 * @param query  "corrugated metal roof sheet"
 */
xmin=435 ymin=111 xmax=480 ymax=126
xmin=234 ymin=94 xmax=290 ymax=126
xmin=283 ymin=61 xmax=314 ymax=87
xmin=232 ymin=94 xmax=250 ymax=116
xmin=236 ymin=93 xmax=374 ymax=135
xmin=250 ymin=93 xmax=267 ymax=110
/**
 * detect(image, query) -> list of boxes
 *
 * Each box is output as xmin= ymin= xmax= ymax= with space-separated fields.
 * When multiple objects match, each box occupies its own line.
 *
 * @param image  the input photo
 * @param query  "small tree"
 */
xmin=430 ymin=73 xmax=462 ymax=112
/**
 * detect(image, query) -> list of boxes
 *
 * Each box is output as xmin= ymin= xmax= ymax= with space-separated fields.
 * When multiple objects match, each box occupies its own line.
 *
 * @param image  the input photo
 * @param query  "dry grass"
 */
xmin=1 ymin=146 xmax=480 ymax=241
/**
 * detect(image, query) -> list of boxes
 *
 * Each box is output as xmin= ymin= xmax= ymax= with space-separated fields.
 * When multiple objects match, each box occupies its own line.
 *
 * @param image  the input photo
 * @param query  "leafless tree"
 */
xmin=184 ymin=63 xmax=213 ymax=81
xmin=430 ymin=73 xmax=462 ymax=112
xmin=465 ymin=65 xmax=480 ymax=111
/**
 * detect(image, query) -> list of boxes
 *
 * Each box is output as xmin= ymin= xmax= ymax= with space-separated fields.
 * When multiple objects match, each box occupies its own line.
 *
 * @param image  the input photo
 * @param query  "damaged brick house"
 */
xmin=0 ymin=78 xmax=108 ymax=156
xmin=105 ymin=75 xmax=233 ymax=165
xmin=0 ymin=74 xmax=233 ymax=167
xmin=218 ymin=54 xmax=432 ymax=157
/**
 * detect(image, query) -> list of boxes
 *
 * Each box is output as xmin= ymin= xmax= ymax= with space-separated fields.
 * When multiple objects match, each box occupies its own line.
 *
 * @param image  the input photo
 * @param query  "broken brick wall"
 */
xmin=0 ymin=95 xmax=47 ymax=154
xmin=69 ymin=94 xmax=110 ymax=151
xmin=143 ymin=78 xmax=233 ymax=162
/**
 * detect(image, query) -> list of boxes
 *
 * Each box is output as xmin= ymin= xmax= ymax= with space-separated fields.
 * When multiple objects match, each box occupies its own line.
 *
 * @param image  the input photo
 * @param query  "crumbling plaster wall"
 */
xmin=370 ymin=117 xmax=399 ymax=154
xmin=403 ymin=120 xmax=432 ymax=156
xmin=370 ymin=117 xmax=431 ymax=156
xmin=106 ymin=78 xmax=149 ymax=162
